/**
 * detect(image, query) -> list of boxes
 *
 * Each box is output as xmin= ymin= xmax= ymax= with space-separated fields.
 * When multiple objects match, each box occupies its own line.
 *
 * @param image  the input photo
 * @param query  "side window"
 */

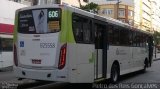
xmin=119 ymin=28 xmax=129 ymax=46
xmin=142 ymin=34 xmax=147 ymax=47
xmin=144 ymin=34 xmax=150 ymax=47
xmin=113 ymin=26 xmax=119 ymax=45
xmin=136 ymin=32 xmax=141 ymax=47
xmin=83 ymin=21 xmax=92 ymax=43
xmin=73 ymin=21 xmax=83 ymax=42
xmin=147 ymin=36 xmax=150 ymax=46
xmin=129 ymin=30 xmax=133 ymax=46
xmin=139 ymin=33 xmax=144 ymax=47
xmin=72 ymin=14 xmax=92 ymax=43
xmin=108 ymin=25 xmax=114 ymax=45
xmin=132 ymin=32 xmax=148 ymax=47
xmin=133 ymin=31 xmax=140 ymax=47
xmin=95 ymin=24 xmax=105 ymax=49
xmin=133 ymin=31 xmax=137 ymax=46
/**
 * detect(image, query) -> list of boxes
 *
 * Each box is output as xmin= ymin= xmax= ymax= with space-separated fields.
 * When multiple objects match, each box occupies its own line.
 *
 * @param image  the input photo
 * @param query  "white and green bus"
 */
xmin=13 ymin=4 xmax=153 ymax=83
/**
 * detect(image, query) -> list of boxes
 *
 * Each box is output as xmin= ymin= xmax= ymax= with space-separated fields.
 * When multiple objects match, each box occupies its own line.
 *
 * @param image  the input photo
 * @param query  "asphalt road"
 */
xmin=120 ymin=59 xmax=160 ymax=83
xmin=0 ymin=58 xmax=160 ymax=89
xmin=93 ymin=59 xmax=160 ymax=89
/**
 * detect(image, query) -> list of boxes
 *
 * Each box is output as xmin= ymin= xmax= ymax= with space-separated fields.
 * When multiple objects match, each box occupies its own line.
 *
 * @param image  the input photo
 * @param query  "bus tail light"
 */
xmin=58 ymin=44 xmax=67 ymax=69
xmin=14 ymin=44 xmax=18 ymax=66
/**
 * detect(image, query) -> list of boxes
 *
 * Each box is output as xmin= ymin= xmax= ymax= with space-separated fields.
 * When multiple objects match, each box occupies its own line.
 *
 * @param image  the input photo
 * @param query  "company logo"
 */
xmin=40 ymin=43 xmax=55 ymax=48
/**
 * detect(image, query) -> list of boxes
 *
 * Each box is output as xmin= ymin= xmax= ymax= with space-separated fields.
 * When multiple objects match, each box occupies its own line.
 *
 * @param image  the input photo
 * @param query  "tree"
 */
xmin=153 ymin=31 xmax=160 ymax=47
xmin=78 ymin=0 xmax=82 ymax=8
xmin=32 ymin=0 xmax=38 ymax=5
xmin=153 ymin=31 xmax=160 ymax=52
xmin=55 ymin=0 xmax=60 ymax=4
xmin=80 ymin=2 xmax=99 ymax=14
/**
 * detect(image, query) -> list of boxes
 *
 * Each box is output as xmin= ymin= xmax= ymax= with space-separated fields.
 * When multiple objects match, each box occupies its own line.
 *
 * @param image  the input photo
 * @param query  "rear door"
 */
xmin=17 ymin=8 xmax=61 ymax=68
xmin=94 ymin=22 xmax=107 ymax=79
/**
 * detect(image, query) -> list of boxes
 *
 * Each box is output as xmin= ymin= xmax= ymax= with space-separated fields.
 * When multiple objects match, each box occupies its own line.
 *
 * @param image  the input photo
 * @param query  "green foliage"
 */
xmin=153 ymin=31 xmax=160 ymax=45
xmin=80 ymin=2 xmax=99 ymax=13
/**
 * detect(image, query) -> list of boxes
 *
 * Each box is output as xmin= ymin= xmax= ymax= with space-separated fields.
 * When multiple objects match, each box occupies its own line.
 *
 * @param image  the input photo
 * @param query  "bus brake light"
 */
xmin=58 ymin=44 xmax=67 ymax=69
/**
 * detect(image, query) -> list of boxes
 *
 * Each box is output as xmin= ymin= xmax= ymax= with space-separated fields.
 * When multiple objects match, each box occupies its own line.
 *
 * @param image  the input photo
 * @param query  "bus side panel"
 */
xmin=107 ymin=46 xmax=132 ymax=78
xmin=132 ymin=47 xmax=147 ymax=70
xmin=67 ymin=43 xmax=94 ymax=83
xmin=107 ymin=46 xmax=148 ymax=78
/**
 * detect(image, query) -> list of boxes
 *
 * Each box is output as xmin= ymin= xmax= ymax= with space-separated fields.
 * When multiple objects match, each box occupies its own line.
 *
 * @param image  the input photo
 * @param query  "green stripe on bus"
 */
xmin=60 ymin=9 xmax=67 ymax=42
xmin=60 ymin=10 xmax=75 ymax=43
xmin=66 ymin=10 xmax=75 ymax=43
xmin=13 ymin=14 xmax=18 ymax=43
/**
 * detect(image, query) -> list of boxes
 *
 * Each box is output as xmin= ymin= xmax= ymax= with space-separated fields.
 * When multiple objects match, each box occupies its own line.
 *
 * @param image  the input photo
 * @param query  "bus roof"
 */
xmin=17 ymin=4 xmax=152 ymax=36
xmin=65 ymin=4 xmax=152 ymax=35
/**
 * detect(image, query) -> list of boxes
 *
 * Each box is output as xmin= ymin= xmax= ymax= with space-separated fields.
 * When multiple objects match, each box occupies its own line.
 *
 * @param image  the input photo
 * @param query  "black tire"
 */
xmin=110 ymin=64 xmax=119 ymax=84
xmin=142 ymin=59 xmax=148 ymax=72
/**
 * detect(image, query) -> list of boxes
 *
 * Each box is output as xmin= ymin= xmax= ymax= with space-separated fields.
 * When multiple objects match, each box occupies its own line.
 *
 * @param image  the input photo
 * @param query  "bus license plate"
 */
xmin=32 ymin=59 xmax=41 ymax=64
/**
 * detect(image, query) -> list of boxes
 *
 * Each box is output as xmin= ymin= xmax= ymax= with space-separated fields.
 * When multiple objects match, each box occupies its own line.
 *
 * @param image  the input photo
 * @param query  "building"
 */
xmin=98 ymin=4 xmax=134 ymax=26
xmin=36 ymin=0 xmax=88 ymax=7
xmin=0 ymin=0 xmax=26 ymax=34
xmin=60 ymin=0 xmax=87 ymax=7
xmin=90 ymin=0 xmax=134 ymax=26
xmin=134 ymin=0 xmax=160 ymax=33
xmin=10 ymin=0 xmax=160 ymax=33
xmin=10 ymin=0 xmax=88 ymax=7
xmin=134 ymin=0 xmax=152 ymax=33
xmin=9 ymin=0 xmax=32 ymax=6
xmin=150 ymin=0 xmax=160 ymax=32
xmin=90 ymin=0 xmax=160 ymax=33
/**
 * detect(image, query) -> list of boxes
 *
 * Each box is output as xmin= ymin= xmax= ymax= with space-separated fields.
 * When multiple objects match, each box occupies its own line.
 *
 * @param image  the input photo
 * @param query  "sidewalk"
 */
xmin=0 ymin=66 xmax=13 ymax=72
xmin=153 ymin=53 xmax=160 ymax=61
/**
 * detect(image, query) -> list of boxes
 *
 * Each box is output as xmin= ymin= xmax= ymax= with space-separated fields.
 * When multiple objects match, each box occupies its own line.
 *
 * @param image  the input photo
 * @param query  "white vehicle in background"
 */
xmin=0 ymin=0 xmax=26 ymax=69
xmin=0 ymin=35 xmax=13 ymax=68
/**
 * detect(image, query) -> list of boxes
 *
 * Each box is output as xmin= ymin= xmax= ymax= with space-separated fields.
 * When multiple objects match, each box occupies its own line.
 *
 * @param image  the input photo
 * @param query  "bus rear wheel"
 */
xmin=110 ymin=64 xmax=119 ymax=84
xmin=142 ymin=59 xmax=148 ymax=72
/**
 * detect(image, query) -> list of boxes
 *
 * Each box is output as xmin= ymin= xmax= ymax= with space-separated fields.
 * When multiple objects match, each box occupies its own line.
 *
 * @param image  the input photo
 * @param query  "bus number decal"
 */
xmin=40 ymin=43 xmax=55 ymax=48
xmin=48 ymin=11 xmax=59 ymax=18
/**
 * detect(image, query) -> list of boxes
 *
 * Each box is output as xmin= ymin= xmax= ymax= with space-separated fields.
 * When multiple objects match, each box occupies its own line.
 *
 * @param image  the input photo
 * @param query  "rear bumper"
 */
xmin=13 ymin=66 xmax=68 ymax=82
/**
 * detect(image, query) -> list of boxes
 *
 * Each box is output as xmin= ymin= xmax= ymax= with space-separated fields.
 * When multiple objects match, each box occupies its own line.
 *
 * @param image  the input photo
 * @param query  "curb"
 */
xmin=153 ymin=58 xmax=160 ymax=61
xmin=0 ymin=66 xmax=13 ymax=72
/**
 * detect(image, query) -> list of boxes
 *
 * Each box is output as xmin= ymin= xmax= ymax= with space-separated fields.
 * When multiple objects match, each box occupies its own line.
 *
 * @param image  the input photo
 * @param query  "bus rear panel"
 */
xmin=14 ymin=6 xmax=69 ymax=82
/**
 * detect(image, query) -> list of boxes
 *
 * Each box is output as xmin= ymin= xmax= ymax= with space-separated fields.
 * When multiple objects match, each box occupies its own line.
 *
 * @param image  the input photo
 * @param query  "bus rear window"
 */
xmin=18 ymin=8 xmax=61 ymax=34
